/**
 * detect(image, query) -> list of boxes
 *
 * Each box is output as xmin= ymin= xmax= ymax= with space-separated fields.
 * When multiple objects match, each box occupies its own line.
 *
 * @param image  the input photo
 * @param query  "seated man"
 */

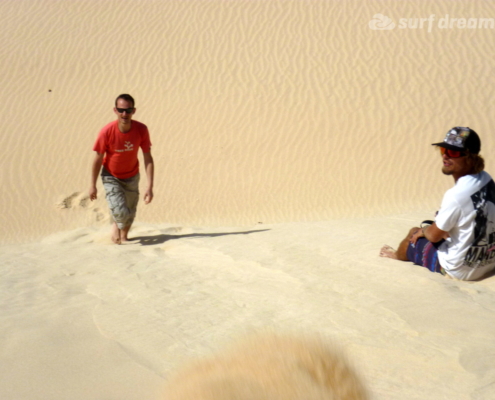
xmin=380 ymin=127 xmax=495 ymax=281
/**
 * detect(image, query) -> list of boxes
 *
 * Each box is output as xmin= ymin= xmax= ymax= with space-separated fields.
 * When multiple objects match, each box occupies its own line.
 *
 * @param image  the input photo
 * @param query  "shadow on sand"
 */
xmin=128 ymin=228 xmax=271 ymax=246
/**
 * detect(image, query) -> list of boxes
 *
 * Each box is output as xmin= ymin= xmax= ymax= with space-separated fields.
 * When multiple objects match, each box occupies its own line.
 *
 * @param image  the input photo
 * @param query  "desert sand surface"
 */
xmin=1 ymin=0 xmax=495 ymax=399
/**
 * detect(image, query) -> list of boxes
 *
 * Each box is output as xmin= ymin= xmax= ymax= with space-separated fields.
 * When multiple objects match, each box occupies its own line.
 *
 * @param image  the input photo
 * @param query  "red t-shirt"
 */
xmin=93 ymin=120 xmax=152 ymax=179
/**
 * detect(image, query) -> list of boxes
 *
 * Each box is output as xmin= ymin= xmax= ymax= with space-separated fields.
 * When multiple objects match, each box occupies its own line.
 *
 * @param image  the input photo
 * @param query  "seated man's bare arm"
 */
xmin=424 ymin=223 xmax=448 ymax=243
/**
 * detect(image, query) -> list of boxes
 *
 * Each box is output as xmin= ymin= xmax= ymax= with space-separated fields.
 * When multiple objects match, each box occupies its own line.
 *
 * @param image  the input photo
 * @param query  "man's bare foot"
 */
xmin=120 ymin=225 xmax=131 ymax=243
xmin=379 ymin=245 xmax=398 ymax=259
xmin=111 ymin=222 xmax=121 ymax=245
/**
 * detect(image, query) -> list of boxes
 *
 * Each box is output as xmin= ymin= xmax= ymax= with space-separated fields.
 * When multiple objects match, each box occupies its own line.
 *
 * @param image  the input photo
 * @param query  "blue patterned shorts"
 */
xmin=406 ymin=238 xmax=444 ymax=274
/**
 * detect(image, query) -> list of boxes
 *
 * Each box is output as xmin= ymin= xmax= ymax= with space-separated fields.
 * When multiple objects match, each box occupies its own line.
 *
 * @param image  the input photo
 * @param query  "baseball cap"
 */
xmin=432 ymin=127 xmax=481 ymax=154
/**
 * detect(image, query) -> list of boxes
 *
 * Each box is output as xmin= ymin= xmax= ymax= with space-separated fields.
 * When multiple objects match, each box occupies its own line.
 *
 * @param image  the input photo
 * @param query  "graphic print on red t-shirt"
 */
xmin=93 ymin=120 xmax=151 ymax=179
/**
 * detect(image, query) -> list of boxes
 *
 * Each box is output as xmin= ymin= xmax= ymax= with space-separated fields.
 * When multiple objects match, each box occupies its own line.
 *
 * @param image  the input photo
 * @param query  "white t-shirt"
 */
xmin=436 ymin=171 xmax=495 ymax=280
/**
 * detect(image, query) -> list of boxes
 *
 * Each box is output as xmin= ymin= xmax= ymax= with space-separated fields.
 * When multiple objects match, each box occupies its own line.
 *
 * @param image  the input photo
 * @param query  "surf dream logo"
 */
xmin=369 ymin=13 xmax=494 ymax=32
xmin=369 ymin=14 xmax=395 ymax=30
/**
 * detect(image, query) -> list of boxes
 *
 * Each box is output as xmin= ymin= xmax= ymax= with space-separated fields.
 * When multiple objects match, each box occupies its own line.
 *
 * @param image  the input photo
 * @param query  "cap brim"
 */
xmin=431 ymin=142 xmax=464 ymax=151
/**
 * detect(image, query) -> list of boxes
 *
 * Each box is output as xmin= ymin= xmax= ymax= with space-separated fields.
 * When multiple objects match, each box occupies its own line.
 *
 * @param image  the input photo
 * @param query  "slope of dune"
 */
xmin=1 ymin=0 xmax=494 ymax=243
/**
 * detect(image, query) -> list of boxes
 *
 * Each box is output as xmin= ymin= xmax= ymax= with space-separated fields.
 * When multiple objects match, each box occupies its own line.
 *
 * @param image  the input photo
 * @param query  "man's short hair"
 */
xmin=115 ymin=94 xmax=135 ymax=108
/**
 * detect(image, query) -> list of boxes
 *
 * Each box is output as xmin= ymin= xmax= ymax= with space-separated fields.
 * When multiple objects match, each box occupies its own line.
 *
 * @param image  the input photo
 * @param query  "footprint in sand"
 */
xmin=79 ymin=196 xmax=90 ymax=207
xmin=57 ymin=192 xmax=108 ymax=223
xmin=57 ymin=192 xmax=80 ymax=209
xmin=57 ymin=192 xmax=94 ymax=210
xmin=93 ymin=207 xmax=106 ymax=221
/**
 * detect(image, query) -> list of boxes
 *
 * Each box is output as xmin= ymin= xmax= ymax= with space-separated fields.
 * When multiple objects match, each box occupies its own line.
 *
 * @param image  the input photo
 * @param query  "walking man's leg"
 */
xmin=120 ymin=175 xmax=140 ymax=242
xmin=102 ymin=174 xmax=140 ymax=244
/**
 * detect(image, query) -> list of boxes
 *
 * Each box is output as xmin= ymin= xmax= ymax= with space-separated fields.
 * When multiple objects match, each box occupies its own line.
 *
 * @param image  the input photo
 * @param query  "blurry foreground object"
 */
xmin=162 ymin=333 xmax=368 ymax=400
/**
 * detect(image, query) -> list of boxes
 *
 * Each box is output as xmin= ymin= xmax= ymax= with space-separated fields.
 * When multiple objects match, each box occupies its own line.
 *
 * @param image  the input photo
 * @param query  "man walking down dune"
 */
xmin=89 ymin=94 xmax=154 ymax=244
xmin=380 ymin=127 xmax=495 ymax=281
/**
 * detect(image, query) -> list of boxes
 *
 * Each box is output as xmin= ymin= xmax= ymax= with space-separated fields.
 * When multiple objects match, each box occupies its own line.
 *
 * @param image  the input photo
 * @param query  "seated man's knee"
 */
xmin=408 ymin=227 xmax=420 ymax=237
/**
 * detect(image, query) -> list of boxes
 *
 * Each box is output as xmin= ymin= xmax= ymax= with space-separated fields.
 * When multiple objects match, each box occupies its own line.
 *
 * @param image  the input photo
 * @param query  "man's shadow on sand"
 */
xmin=128 ymin=228 xmax=270 ymax=246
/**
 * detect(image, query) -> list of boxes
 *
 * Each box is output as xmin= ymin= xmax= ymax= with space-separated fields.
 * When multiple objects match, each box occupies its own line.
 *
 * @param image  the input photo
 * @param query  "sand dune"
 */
xmin=2 ymin=0 xmax=495 ymax=243
xmin=1 ymin=0 xmax=495 ymax=399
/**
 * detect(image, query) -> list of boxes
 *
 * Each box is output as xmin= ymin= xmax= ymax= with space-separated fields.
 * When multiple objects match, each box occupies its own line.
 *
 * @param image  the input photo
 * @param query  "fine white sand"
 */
xmin=1 ymin=1 xmax=495 ymax=399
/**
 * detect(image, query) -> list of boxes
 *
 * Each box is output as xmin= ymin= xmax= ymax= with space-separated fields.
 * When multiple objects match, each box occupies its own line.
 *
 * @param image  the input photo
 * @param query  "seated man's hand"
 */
xmin=409 ymin=228 xmax=424 ymax=245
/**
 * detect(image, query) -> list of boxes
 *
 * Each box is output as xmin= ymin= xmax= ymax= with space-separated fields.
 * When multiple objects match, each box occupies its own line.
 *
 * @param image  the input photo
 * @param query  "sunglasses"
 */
xmin=116 ymin=107 xmax=134 ymax=114
xmin=440 ymin=147 xmax=466 ymax=158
